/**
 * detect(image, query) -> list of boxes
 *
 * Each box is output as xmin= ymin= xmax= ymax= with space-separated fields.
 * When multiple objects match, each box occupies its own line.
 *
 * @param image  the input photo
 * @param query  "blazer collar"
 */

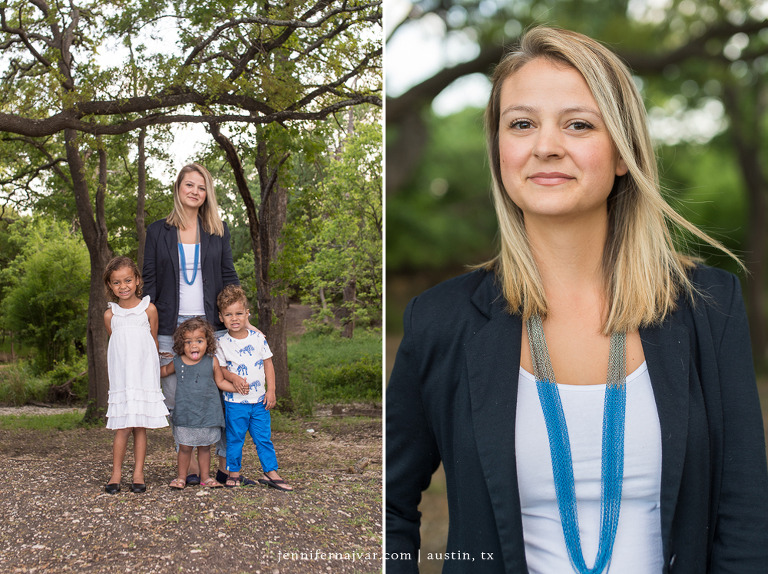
xmin=466 ymin=272 xmax=528 ymax=569
xmin=465 ymin=271 xmax=690 ymax=568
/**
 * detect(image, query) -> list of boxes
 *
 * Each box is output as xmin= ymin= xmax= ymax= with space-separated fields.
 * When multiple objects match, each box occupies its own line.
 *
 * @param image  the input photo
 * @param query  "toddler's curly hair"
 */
xmin=172 ymin=317 xmax=217 ymax=357
xmin=217 ymin=284 xmax=249 ymax=312
xmin=103 ymin=256 xmax=143 ymax=302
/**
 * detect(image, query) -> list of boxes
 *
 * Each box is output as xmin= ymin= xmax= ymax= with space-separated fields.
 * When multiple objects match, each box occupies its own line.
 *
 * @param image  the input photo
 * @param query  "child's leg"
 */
xmin=132 ymin=427 xmax=147 ymax=484
xmin=177 ymin=445 xmax=193 ymax=481
xmin=224 ymin=402 xmax=250 ymax=480
xmin=197 ymin=445 xmax=212 ymax=482
xmin=249 ymin=402 xmax=278 ymax=472
xmin=110 ymin=428 xmax=132 ymax=483
xmin=250 ymin=403 xmax=292 ymax=490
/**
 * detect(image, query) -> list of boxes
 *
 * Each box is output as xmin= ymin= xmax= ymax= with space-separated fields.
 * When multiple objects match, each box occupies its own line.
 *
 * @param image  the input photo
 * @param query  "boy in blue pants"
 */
xmin=215 ymin=285 xmax=293 ymax=491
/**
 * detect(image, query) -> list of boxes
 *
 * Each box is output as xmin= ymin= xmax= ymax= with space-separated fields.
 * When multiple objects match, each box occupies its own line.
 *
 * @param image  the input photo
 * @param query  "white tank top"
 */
xmin=178 ymin=242 xmax=205 ymax=316
xmin=515 ymin=362 xmax=663 ymax=574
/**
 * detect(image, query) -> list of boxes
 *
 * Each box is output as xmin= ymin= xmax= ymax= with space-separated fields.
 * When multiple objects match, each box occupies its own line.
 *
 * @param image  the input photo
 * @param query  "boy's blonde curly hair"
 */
xmin=217 ymin=284 xmax=249 ymax=312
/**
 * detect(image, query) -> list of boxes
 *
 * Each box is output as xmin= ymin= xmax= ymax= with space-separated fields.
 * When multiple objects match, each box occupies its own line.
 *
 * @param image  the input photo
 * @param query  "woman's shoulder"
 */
xmin=687 ymin=263 xmax=742 ymax=304
xmin=146 ymin=218 xmax=172 ymax=236
xmin=405 ymin=268 xmax=498 ymax=325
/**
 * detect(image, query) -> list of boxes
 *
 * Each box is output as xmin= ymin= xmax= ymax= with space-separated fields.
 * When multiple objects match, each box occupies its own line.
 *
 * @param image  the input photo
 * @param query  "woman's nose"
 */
xmin=532 ymin=125 xmax=565 ymax=159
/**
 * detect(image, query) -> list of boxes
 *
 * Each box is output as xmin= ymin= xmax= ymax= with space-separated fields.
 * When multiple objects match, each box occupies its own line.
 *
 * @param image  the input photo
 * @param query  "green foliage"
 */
xmin=0 ymin=219 xmax=90 ymax=372
xmin=386 ymin=107 xmax=496 ymax=272
xmin=286 ymin=113 xmax=383 ymax=332
xmin=0 ymin=362 xmax=50 ymax=406
xmin=287 ymin=330 xmax=382 ymax=416
xmin=48 ymin=354 xmax=90 ymax=403
xmin=658 ymin=135 xmax=747 ymax=275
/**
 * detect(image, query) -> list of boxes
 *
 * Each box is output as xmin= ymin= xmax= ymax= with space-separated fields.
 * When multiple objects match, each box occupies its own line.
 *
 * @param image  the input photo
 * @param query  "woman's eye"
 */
xmin=510 ymin=119 xmax=533 ymax=130
xmin=568 ymin=121 xmax=594 ymax=131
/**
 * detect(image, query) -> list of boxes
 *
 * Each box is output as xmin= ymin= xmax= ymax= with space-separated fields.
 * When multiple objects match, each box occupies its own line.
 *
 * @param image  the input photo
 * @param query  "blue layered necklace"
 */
xmin=526 ymin=314 xmax=626 ymax=574
xmin=177 ymin=223 xmax=200 ymax=285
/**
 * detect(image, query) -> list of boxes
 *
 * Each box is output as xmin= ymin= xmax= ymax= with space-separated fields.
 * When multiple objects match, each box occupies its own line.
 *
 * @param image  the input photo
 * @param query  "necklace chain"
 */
xmin=526 ymin=314 xmax=626 ymax=574
xmin=177 ymin=223 xmax=200 ymax=286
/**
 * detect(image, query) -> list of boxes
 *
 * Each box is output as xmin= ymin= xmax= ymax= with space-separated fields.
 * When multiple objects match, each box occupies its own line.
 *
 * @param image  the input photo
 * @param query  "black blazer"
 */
xmin=386 ymin=266 xmax=768 ymax=573
xmin=142 ymin=218 xmax=239 ymax=335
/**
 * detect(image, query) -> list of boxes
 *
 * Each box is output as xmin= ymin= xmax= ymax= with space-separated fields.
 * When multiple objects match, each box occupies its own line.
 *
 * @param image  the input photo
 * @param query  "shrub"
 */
xmin=287 ymin=331 xmax=382 ymax=415
xmin=313 ymin=355 xmax=381 ymax=402
xmin=0 ymin=361 xmax=49 ymax=406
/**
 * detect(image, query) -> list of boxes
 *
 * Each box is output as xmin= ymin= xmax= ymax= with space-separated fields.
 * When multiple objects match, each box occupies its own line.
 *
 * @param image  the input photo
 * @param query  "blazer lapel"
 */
xmin=640 ymin=317 xmax=690 ymax=557
xmin=199 ymin=218 xmax=210 ymax=270
xmin=164 ymin=222 xmax=180 ymax=286
xmin=465 ymin=275 xmax=528 ymax=570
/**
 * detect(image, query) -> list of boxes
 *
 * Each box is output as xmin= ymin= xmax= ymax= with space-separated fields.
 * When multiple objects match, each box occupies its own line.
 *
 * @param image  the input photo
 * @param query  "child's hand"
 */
xmin=263 ymin=391 xmax=277 ymax=411
xmin=233 ymin=375 xmax=249 ymax=395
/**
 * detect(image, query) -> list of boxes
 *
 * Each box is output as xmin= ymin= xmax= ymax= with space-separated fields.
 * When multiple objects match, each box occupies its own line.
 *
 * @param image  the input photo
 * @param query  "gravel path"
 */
xmin=0 ymin=412 xmax=382 ymax=573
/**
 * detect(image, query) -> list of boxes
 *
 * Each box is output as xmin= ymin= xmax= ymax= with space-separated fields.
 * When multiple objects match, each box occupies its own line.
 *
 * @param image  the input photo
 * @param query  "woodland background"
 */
xmin=385 ymin=1 xmax=768 ymax=572
xmin=0 ymin=0 xmax=383 ymax=421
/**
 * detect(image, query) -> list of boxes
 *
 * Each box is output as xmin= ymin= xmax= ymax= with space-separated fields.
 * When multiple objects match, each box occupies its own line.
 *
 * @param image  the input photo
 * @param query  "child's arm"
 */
xmin=160 ymin=361 xmax=175 ymax=378
xmin=103 ymin=308 xmax=113 ymax=336
xmin=146 ymin=302 xmax=159 ymax=351
xmin=220 ymin=368 xmax=249 ymax=395
xmin=213 ymin=357 xmax=237 ymax=393
xmin=263 ymin=357 xmax=276 ymax=411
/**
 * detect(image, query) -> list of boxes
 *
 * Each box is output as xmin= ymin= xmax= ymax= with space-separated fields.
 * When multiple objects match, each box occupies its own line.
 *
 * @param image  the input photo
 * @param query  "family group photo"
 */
xmin=2 ymin=0 xmax=768 ymax=573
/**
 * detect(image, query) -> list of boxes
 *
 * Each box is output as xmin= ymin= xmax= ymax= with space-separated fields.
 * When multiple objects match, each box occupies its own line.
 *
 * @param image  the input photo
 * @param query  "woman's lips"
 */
xmin=529 ymin=172 xmax=574 ymax=185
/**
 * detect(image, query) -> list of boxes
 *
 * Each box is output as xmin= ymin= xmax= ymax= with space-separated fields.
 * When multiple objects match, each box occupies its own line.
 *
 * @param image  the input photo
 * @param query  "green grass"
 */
xmin=0 ymin=362 xmax=51 ymax=406
xmin=0 ymin=410 xmax=83 ymax=430
xmin=287 ymin=330 xmax=382 ymax=416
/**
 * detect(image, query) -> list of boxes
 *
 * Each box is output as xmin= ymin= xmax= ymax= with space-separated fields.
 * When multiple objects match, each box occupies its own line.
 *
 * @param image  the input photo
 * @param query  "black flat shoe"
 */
xmin=130 ymin=483 xmax=146 ymax=493
xmin=105 ymin=483 xmax=121 ymax=494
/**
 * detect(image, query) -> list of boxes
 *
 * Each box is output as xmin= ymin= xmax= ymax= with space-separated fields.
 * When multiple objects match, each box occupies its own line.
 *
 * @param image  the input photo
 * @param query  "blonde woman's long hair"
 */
xmin=166 ymin=163 xmax=225 ymax=236
xmin=483 ymin=26 xmax=740 ymax=334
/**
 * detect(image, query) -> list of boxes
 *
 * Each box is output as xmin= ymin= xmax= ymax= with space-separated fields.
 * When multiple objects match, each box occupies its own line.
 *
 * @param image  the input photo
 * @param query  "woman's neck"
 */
xmin=178 ymin=207 xmax=200 ymax=243
xmin=180 ymin=205 xmax=200 ymax=232
xmin=526 ymin=212 xmax=608 ymax=303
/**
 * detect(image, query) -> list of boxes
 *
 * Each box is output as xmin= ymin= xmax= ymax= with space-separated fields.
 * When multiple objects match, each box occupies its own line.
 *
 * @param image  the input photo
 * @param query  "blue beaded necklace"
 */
xmin=526 ymin=314 xmax=626 ymax=574
xmin=177 ymin=223 xmax=200 ymax=286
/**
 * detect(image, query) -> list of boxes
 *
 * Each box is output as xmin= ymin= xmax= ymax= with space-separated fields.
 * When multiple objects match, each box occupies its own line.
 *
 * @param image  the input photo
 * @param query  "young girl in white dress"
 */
xmin=103 ymin=256 xmax=169 ymax=494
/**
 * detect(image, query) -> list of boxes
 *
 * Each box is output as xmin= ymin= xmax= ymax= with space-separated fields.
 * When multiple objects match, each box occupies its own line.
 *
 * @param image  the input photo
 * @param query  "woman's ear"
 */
xmin=616 ymin=156 xmax=628 ymax=177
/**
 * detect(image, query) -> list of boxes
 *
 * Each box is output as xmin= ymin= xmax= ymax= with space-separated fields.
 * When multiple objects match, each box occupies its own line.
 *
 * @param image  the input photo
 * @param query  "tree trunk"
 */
xmin=258 ymin=174 xmax=290 ymax=401
xmin=136 ymin=127 xmax=147 ymax=270
xmin=65 ymin=129 xmax=112 ymax=421
xmin=723 ymin=85 xmax=768 ymax=366
xmin=210 ymin=124 xmax=292 ymax=403
xmin=341 ymin=277 xmax=356 ymax=338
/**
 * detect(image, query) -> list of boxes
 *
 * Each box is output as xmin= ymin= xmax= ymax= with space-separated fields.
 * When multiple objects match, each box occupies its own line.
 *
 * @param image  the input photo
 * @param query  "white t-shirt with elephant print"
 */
xmin=215 ymin=330 xmax=273 ymax=404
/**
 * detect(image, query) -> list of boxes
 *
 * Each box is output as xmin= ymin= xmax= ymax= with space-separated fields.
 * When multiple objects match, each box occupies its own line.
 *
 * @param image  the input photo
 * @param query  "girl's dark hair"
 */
xmin=103 ymin=256 xmax=142 ymax=302
xmin=172 ymin=317 xmax=217 ymax=356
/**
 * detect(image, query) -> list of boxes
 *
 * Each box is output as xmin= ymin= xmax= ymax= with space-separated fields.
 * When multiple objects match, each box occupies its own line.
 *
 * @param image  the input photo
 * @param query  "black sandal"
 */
xmin=258 ymin=473 xmax=293 ymax=491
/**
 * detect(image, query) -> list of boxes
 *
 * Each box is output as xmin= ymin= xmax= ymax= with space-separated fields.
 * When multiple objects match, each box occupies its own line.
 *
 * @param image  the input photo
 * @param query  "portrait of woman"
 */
xmin=386 ymin=26 xmax=768 ymax=574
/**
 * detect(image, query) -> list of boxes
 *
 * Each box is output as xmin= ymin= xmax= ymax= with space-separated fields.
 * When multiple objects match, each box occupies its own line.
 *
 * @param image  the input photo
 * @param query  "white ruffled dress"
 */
xmin=106 ymin=296 xmax=169 ymax=429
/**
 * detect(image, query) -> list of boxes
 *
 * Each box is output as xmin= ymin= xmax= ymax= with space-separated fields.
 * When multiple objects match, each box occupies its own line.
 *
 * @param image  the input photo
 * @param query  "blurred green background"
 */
xmin=385 ymin=1 xmax=768 ymax=571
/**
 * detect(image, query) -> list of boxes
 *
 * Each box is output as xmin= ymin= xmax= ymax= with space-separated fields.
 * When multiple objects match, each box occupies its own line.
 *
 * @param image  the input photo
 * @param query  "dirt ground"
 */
xmin=0 ymin=409 xmax=382 ymax=574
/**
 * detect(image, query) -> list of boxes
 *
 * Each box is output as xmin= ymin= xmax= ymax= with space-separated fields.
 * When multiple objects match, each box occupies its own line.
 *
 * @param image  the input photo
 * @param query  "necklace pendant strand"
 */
xmin=177 ymin=223 xmax=201 ymax=286
xmin=526 ymin=314 xmax=627 ymax=574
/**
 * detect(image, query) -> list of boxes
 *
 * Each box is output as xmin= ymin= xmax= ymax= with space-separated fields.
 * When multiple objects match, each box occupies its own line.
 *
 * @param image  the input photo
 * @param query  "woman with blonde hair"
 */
xmin=143 ymin=162 xmax=251 ymax=487
xmin=386 ymin=26 xmax=768 ymax=573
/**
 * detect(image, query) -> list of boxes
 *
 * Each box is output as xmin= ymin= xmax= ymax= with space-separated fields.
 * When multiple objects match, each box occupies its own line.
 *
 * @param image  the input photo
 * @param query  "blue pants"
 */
xmin=224 ymin=400 xmax=278 ymax=473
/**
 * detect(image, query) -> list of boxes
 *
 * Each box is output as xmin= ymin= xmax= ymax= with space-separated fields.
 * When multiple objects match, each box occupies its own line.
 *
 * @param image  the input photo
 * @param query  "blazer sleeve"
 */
xmin=386 ymin=297 xmax=442 ymax=572
xmin=221 ymin=222 xmax=239 ymax=288
xmin=709 ymin=273 xmax=768 ymax=572
xmin=143 ymin=223 xmax=158 ymax=302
